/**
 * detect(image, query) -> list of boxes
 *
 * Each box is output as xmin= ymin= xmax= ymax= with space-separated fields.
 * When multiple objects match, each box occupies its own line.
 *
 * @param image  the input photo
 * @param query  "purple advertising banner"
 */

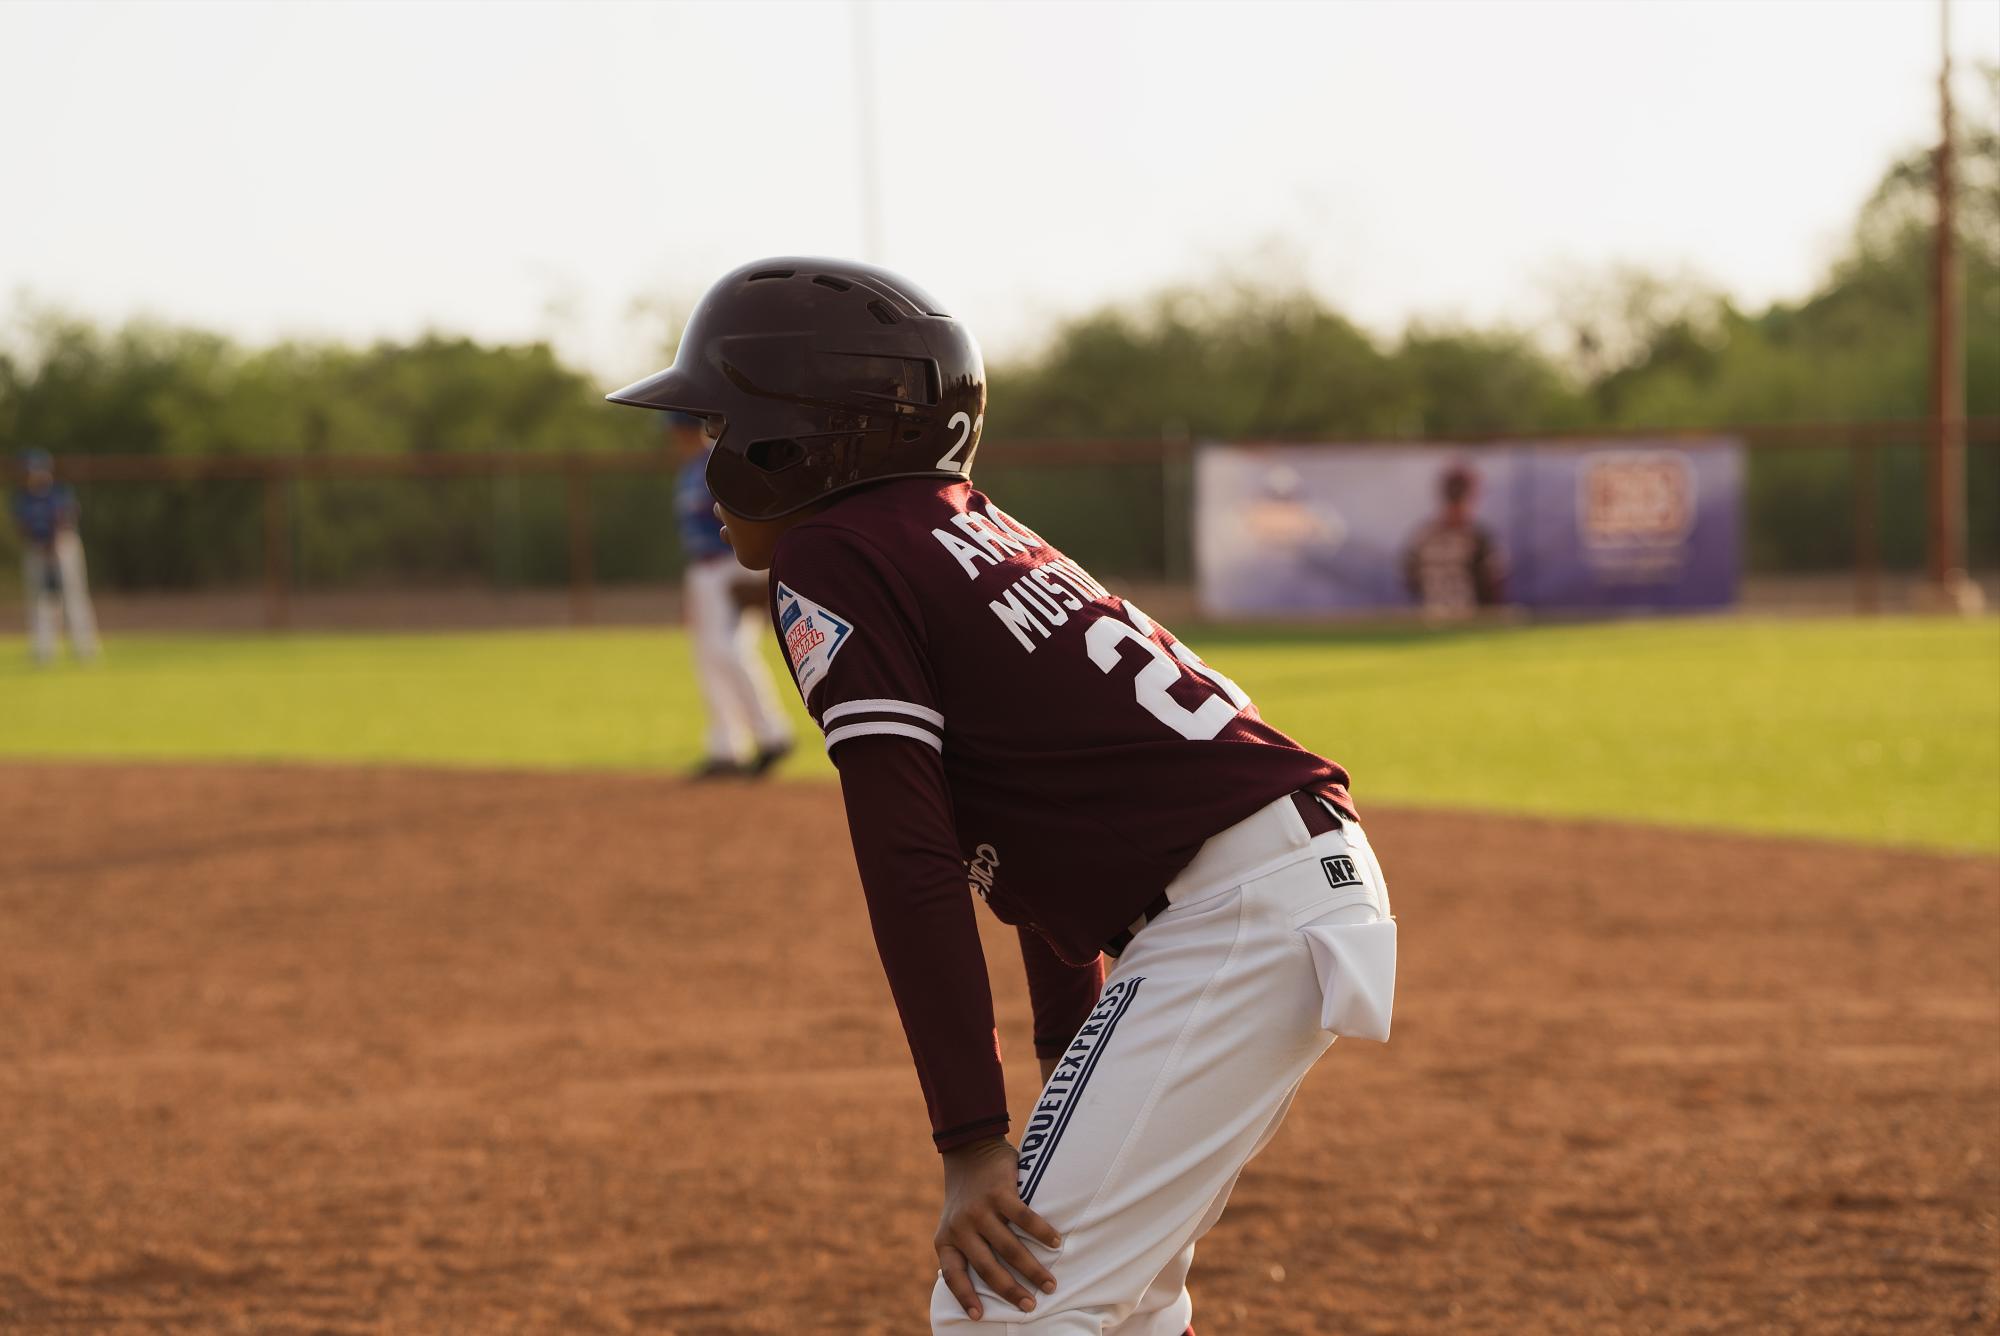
xmin=1195 ymin=439 xmax=1741 ymax=618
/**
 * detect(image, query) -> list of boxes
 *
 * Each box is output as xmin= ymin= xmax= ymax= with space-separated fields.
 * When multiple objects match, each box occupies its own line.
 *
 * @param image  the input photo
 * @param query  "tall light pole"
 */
xmin=1926 ymin=0 xmax=1982 ymax=611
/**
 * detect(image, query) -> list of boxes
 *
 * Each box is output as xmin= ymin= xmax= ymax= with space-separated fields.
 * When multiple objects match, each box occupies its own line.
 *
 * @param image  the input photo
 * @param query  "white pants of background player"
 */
xmin=22 ymin=532 xmax=100 ymax=664
xmin=684 ymin=555 xmax=791 ymax=764
xmin=932 ymin=793 xmax=1397 ymax=1335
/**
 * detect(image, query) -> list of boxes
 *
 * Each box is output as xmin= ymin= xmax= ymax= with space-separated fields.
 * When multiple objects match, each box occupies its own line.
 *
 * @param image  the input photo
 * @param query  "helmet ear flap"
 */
xmin=744 ymin=439 xmax=806 ymax=472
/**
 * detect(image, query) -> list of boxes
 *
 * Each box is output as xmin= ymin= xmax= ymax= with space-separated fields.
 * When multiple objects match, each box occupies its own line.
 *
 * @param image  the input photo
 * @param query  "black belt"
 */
xmin=1103 ymin=789 xmax=1347 ymax=959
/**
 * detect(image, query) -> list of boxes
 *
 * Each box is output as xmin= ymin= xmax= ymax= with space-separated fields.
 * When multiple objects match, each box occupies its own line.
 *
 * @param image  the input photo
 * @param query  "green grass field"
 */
xmin=4 ymin=616 xmax=1996 ymax=852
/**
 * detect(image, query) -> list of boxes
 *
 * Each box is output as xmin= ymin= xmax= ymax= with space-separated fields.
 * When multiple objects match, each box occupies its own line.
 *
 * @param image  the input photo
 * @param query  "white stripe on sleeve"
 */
xmin=822 ymin=721 xmax=945 ymax=754
xmin=820 ymin=698 xmax=946 ymax=729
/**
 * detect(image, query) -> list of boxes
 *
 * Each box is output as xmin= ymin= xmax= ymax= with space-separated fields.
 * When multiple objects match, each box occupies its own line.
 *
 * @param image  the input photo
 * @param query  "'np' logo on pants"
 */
xmin=1321 ymin=855 xmax=1362 ymax=890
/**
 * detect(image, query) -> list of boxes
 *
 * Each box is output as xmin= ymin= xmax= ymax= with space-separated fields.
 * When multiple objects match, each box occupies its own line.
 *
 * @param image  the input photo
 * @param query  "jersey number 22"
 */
xmin=1086 ymin=602 xmax=1251 ymax=741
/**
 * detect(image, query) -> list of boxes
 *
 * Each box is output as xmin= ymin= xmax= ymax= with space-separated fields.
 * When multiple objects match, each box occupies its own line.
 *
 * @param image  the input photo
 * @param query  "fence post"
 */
xmin=1162 ymin=437 xmax=1194 ymax=588
xmin=491 ymin=469 xmax=522 ymax=594
xmin=566 ymin=457 xmax=594 ymax=625
xmin=1853 ymin=441 xmax=1880 ymax=614
xmin=263 ymin=471 xmax=291 ymax=630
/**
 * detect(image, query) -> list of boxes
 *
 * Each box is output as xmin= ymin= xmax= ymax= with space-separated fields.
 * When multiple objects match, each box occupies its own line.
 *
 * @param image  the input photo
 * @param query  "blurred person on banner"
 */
xmin=1402 ymin=461 xmax=1507 ymax=619
xmin=10 ymin=449 xmax=100 ymax=664
xmin=671 ymin=412 xmax=793 ymax=779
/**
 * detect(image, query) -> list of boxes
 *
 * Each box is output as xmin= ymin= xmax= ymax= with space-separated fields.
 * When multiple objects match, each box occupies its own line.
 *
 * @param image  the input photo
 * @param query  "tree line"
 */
xmin=3 ymin=73 xmax=1994 ymax=586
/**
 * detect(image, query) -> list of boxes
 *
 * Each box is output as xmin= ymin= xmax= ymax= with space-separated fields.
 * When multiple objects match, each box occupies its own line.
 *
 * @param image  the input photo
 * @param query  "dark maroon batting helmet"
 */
xmin=607 ymin=257 xmax=986 ymax=520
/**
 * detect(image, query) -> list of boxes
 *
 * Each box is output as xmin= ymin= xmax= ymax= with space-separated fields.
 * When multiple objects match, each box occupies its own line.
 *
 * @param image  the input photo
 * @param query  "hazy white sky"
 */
xmin=4 ymin=0 xmax=1996 ymax=381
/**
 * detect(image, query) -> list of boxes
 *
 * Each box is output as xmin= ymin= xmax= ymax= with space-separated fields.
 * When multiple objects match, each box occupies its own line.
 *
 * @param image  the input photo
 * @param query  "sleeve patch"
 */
xmin=775 ymin=581 xmax=855 ymax=699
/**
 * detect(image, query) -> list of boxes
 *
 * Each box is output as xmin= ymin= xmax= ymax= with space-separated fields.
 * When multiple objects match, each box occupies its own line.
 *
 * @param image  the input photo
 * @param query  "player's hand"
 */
xmin=935 ymin=1136 xmax=1061 ymax=1320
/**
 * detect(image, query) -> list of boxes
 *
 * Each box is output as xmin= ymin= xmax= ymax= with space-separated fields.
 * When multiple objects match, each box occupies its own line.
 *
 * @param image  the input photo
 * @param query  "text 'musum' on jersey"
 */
xmin=927 ymin=500 xmax=1110 ymax=651
xmin=775 ymin=581 xmax=854 ymax=698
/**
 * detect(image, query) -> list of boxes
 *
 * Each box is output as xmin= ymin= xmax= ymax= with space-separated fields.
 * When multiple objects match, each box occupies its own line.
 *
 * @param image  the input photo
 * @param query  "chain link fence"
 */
xmin=3 ymin=422 xmax=1993 ymax=628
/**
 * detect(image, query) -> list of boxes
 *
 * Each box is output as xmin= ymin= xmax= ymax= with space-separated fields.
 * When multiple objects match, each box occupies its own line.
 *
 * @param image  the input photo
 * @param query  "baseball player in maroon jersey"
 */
xmin=609 ymin=259 xmax=1397 ymax=1334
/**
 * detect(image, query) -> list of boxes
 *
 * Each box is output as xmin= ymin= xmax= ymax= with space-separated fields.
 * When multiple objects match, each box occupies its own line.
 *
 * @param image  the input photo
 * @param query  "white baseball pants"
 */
xmin=932 ymin=793 xmax=1396 ymax=1335
xmin=22 ymin=532 xmax=100 ymax=664
xmin=684 ymin=556 xmax=791 ymax=763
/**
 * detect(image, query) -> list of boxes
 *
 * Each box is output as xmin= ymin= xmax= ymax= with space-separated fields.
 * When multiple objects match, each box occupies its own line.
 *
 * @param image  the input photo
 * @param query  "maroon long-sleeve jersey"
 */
xmin=768 ymin=478 xmax=1350 ymax=1149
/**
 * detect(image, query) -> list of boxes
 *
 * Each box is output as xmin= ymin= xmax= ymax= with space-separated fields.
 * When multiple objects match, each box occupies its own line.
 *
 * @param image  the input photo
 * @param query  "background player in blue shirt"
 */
xmin=10 ymin=448 xmax=101 ymax=664
xmin=670 ymin=412 xmax=793 ymax=778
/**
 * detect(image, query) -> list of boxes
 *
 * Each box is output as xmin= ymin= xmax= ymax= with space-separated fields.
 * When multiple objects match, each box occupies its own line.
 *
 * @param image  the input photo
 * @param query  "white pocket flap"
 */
xmin=1301 ymin=919 xmax=1397 ymax=1042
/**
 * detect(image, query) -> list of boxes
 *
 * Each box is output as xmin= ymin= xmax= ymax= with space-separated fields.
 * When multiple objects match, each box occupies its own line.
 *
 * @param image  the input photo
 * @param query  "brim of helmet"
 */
xmin=603 ymin=367 xmax=719 ymax=416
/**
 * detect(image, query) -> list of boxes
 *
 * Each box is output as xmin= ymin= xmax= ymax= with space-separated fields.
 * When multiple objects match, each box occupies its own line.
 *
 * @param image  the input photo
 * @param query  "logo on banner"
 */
xmin=774 ymin=582 xmax=853 ymax=698
xmin=1579 ymin=452 xmax=1697 ymax=548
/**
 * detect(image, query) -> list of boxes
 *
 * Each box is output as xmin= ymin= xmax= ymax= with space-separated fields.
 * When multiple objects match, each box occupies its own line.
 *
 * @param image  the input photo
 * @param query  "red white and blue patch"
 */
xmin=775 ymin=581 xmax=854 ymax=700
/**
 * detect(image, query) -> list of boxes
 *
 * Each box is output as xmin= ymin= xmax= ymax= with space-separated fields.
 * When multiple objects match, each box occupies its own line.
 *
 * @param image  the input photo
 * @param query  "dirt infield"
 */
xmin=1 ymin=765 xmax=1993 ymax=1335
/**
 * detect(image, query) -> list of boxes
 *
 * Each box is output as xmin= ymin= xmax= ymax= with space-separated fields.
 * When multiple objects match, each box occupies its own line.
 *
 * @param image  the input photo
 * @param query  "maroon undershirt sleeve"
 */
xmin=1018 ymin=927 xmax=1104 ymax=1060
xmin=831 ymin=734 xmax=1010 ymax=1153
